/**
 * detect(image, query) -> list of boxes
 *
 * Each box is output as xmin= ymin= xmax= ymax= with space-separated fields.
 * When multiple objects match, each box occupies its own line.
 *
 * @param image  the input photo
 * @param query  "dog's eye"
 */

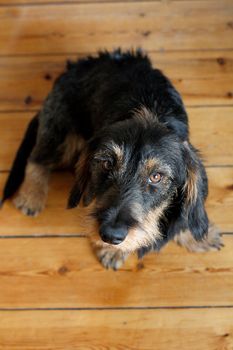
xmin=102 ymin=160 xmax=113 ymax=171
xmin=149 ymin=172 xmax=162 ymax=184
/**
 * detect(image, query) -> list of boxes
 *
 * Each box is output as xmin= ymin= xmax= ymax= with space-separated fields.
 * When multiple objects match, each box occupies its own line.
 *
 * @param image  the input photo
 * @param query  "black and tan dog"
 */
xmin=1 ymin=49 xmax=222 ymax=269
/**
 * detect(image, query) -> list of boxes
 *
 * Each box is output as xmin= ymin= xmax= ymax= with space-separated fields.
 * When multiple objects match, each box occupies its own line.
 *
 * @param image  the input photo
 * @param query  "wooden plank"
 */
xmin=0 ymin=107 xmax=232 ymax=173
xmin=0 ymin=51 xmax=233 ymax=112
xmin=0 ymin=1 xmax=232 ymax=55
xmin=0 ymin=235 xmax=232 ymax=308
xmin=0 ymin=309 xmax=232 ymax=350
xmin=0 ymin=0 xmax=147 ymax=4
xmin=0 ymin=112 xmax=32 ymax=171
xmin=0 ymin=167 xmax=232 ymax=235
xmin=0 ymin=0 xmax=112 ymax=4
xmin=0 ymin=0 xmax=219 ymax=4
xmin=207 ymin=167 xmax=233 ymax=233
xmin=188 ymin=107 xmax=233 ymax=166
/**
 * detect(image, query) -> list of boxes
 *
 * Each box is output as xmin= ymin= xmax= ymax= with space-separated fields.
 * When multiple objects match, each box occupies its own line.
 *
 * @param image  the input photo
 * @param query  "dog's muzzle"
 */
xmin=99 ymin=224 xmax=128 ymax=245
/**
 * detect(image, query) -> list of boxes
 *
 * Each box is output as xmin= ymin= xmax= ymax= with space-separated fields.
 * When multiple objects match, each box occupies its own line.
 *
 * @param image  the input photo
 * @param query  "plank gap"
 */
xmin=1 ymin=305 xmax=233 ymax=311
xmin=0 ymin=232 xmax=231 ymax=239
xmin=1 ymin=48 xmax=233 ymax=59
xmin=0 ymin=0 xmax=161 ymax=8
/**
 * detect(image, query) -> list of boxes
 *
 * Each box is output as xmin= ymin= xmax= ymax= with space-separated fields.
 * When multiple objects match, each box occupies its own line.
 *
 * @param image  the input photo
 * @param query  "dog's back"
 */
xmin=53 ymin=49 xmax=188 ymax=141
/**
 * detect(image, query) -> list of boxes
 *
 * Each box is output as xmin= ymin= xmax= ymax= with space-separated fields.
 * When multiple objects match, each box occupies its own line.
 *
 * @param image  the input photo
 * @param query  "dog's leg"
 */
xmin=13 ymin=131 xmax=85 ymax=217
xmin=13 ymin=123 xmax=64 ymax=216
xmin=174 ymin=224 xmax=223 ymax=252
xmin=14 ymin=162 xmax=50 ymax=216
xmin=13 ymin=123 xmax=59 ymax=216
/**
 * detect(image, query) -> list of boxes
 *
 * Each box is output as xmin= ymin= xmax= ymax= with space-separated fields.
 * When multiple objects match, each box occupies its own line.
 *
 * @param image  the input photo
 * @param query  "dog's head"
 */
xmin=68 ymin=109 xmax=208 ymax=252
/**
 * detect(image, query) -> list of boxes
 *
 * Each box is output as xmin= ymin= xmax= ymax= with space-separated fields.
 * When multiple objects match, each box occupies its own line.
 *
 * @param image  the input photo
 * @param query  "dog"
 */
xmin=1 ymin=49 xmax=223 ymax=269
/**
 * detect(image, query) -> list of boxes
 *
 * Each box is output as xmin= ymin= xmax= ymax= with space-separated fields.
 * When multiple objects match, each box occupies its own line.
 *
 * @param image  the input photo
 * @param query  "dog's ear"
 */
xmin=164 ymin=117 xmax=188 ymax=141
xmin=67 ymin=147 xmax=94 ymax=209
xmin=181 ymin=141 xmax=209 ymax=240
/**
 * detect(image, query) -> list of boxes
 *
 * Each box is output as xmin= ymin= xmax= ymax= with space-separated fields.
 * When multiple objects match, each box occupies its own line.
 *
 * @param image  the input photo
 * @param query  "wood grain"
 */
xmin=0 ymin=235 xmax=232 ymax=308
xmin=0 ymin=50 xmax=232 ymax=111
xmin=0 ymin=0 xmax=232 ymax=346
xmin=0 ymin=309 xmax=232 ymax=350
xmin=0 ymin=1 xmax=232 ymax=56
xmin=188 ymin=106 xmax=233 ymax=166
xmin=0 ymin=0 xmax=144 ymax=4
xmin=0 ymin=0 xmax=218 ymax=4
xmin=0 ymin=112 xmax=31 ymax=171
xmin=0 ymin=167 xmax=232 ymax=236
xmin=0 ymin=107 xmax=232 ymax=173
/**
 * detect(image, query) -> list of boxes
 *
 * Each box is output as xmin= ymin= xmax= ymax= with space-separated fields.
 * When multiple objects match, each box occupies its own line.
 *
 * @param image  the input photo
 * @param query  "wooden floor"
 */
xmin=0 ymin=0 xmax=233 ymax=349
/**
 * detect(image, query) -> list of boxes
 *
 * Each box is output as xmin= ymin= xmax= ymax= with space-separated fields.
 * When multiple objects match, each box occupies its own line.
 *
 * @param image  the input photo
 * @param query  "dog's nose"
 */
xmin=100 ymin=224 xmax=128 ymax=245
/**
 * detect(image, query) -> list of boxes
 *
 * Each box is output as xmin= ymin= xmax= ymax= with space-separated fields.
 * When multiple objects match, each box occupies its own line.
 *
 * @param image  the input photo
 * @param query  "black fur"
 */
xmin=1 ymin=115 xmax=39 ymax=206
xmin=2 ymin=49 xmax=210 ymax=259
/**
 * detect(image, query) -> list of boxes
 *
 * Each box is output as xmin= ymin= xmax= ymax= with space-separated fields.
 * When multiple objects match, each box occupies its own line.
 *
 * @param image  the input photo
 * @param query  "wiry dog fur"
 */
xmin=1 ymin=49 xmax=222 ymax=269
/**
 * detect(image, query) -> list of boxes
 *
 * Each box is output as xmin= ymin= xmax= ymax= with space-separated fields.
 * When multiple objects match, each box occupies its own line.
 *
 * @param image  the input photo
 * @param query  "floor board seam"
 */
xmin=0 ymin=48 xmax=232 ymax=59
xmin=0 ymin=234 xmax=87 ymax=238
xmin=0 ymin=0 xmax=162 ymax=8
xmin=0 ymin=305 xmax=233 ymax=311
xmin=0 ymin=232 xmax=232 ymax=239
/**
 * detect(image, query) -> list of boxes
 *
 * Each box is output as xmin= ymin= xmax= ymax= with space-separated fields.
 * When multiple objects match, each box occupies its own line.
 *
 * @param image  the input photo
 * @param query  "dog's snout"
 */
xmin=100 ymin=224 xmax=128 ymax=245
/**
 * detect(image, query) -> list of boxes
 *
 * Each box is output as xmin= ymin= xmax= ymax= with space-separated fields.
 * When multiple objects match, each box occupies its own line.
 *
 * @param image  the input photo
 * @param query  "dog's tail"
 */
xmin=0 ymin=114 xmax=39 ymax=207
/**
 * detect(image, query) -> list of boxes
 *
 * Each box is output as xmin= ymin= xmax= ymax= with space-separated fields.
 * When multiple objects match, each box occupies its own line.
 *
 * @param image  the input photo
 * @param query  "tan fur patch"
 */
xmin=13 ymin=162 xmax=50 ymax=216
xmin=182 ymin=141 xmax=199 ymax=205
xmin=75 ymin=148 xmax=87 ymax=175
xmin=60 ymin=133 xmax=86 ymax=168
xmin=110 ymin=142 xmax=124 ymax=163
xmin=74 ymin=146 xmax=91 ymax=186
xmin=118 ymin=201 xmax=167 ymax=253
xmin=95 ymin=142 xmax=124 ymax=164
xmin=67 ymin=146 xmax=91 ymax=208
xmin=133 ymin=105 xmax=157 ymax=126
xmin=184 ymin=167 xmax=198 ymax=205
xmin=145 ymin=158 xmax=157 ymax=171
xmin=143 ymin=158 xmax=172 ymax=179
xmin=130 ymin=202 xmax=145 ymax=224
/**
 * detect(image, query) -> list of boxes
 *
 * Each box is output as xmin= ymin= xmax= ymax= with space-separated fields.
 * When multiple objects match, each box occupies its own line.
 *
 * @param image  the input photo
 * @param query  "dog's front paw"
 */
xmin=201 ymin=225 xmax=224 ymax=251
xmin=174 ymin=224 xmax=224 ymax=252
xmin=95 ymin=246 xmax=128 ymax=270
xmin=12 ymin=162 xmax=49 ymax=217
xmin=13 ymin=190 xmax=46 ymax=217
